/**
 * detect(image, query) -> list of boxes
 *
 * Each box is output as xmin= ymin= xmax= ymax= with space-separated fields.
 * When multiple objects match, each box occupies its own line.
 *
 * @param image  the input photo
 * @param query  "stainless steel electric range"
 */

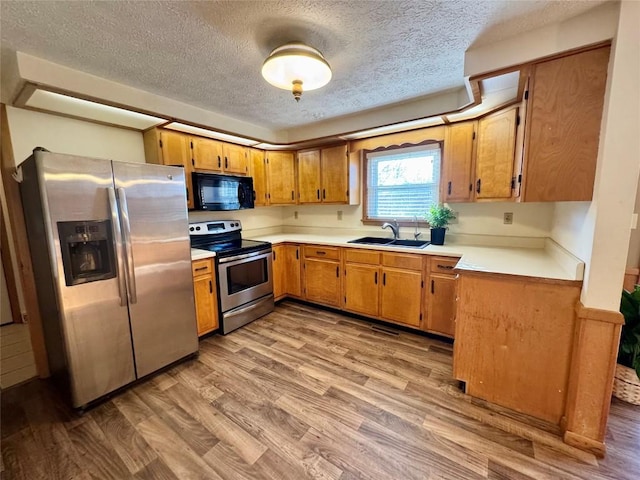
xmin=189 ymin=220 xmax=274 ymax=334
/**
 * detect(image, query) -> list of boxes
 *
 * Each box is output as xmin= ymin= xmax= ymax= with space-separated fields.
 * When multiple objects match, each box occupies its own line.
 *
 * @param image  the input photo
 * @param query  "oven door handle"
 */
xmin=218 ymin=249 xmax=272 ymax=264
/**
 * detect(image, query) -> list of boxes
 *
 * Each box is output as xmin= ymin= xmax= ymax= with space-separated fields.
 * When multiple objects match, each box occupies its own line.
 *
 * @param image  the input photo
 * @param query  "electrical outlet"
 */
xmin=337 ymin=210 xmax=343 ymax=220
xmin=504 ymin=212 xmax=513 ymax=225
xmin=449 ymin=211 xmax=458 ymax=224
xmin=294 ymin=211 xmax=299 ymax=219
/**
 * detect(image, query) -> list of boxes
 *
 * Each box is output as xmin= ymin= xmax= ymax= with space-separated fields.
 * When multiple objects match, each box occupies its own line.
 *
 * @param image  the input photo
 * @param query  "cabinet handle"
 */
xmin=447 ymin=181 xmax=452 ymax=196
xmin=383 ymin=273 xmax=386 ymax=286
xmin=323 ymin=189 xmax=326 ymax=199
xmin=437 ymin=264 xmax=454 ymax=270
xmin=217 ymin=156 xmax=221 ymax=168
xmin=316 ymin=251 xmax=326 ymax=255
xmin=336 ymin=266 xmax=339 ymax=278
xmin=209 ymin=280 xmax=213 ymax=294
xmin=317 ymin=189 xmax=320 ymax=199
xmin=431 ymin=279 xmax=435 ymax=294
xmin=296 ymin=249 xmax=299 ymax=260
xmin=291 ymin=191 xmax=294 ymax=200
xmin=225 ymin=157 xmax=228 ymax=169
xmin=476 ymin=179 xmax=481 ymax=194
xmin=374 ymin=272 xmax=378 ymax=284
xmin=273 ymin=251 xmax=276 ymax=261
xmin=194 ymin=266 xmax=208 ymax=272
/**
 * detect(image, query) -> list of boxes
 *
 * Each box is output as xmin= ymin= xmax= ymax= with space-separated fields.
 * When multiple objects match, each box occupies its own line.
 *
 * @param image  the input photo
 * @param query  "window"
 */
xmin=364 ymin=142 xmax=442 ymax=222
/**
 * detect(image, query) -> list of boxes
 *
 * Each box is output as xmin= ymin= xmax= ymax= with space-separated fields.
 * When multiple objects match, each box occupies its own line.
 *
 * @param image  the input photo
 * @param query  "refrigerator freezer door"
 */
xmin=112 ymin=162 xmax=198 ymax=377
xmin=29 ymin=152 xmax=136 ymax=407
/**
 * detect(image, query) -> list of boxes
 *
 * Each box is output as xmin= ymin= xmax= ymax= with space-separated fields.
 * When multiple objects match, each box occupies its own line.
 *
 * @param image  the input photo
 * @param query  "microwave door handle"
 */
xmin=108 ymin=187 xmax=128 ymax=306
xmin=116 ymin=187 xmax=138 ymax=305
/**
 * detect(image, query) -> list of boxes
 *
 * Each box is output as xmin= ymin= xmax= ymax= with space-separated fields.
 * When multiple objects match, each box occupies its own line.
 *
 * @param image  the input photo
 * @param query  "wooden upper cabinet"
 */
xmin=475 ymin=107 xmax=518 ymax=200
xmin=443 ymin=121 xmax=475 ymax=202
xmin=249 ymin=148 xmax=269 ymax=206
xmin=223 ymin=143 xmax=248 ymax=175
xmin=143 ymin=129 xmax=194 ymax=209
xmin=192 ymin=137 xmax=223 ymax=171
xmin=297 ymin=145 xmax=349 ymax=204
xmin=266 ymin=151 xmax=296 ymax=204
xmin=297 ymin=150 xmax=322 ymax=203
xmin=321 ymin=145 xmax=349 ymax=203
xmin=522 ymin=45 xmax=610 ymax=202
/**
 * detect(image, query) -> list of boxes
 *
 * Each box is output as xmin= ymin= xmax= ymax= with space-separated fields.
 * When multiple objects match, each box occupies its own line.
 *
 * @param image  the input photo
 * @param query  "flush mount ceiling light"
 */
xmin=261 ymin=43 xmax=332 ymax=102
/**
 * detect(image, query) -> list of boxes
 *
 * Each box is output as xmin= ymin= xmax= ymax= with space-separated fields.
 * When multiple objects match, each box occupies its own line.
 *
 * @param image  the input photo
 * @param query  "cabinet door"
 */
xmin=475 ymin=108 xmax=517 ymax=200
xmin=249 ymin=148 xmax=269 ymax=206
xmin=193 ymin=274 xmax=218 ymax=336
xmin=523 ymin=46 xmax=610 ymax=202
xmin=192 ymin=137 xmax=223 ymax=171
xmin=427 ymin=274 xmax=457 ymax=337
xmin=304 ymin=258 xmax=341 ymax=307
xmin=223 ymin=143 xmax=248 ymax=175
xmin=157 ymin=130 xmax=194 ymax=209
xmin=380 ymin=267 xmax=422 ymax=327
xmin=443 ymin=122 xmax=475 ymax=202
xmin=298 ymin=150 xmax=321 ymax=203
xmin=267 ymin=151 xmax=296 ymax=204
xmin=321 ymin=145 xmax=348 ymax=203
xmin=344 ymin=263 xmax=379 ymax=317
xmin=283 ymin=244 xmax=302 ymax=297
xmin=272 ymin=245 xmax=286 ymax=300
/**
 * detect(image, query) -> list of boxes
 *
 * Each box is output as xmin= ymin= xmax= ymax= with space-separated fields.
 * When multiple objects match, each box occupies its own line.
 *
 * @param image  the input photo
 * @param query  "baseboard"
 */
xmin=563 ymin=430 xmax=606 ymax=458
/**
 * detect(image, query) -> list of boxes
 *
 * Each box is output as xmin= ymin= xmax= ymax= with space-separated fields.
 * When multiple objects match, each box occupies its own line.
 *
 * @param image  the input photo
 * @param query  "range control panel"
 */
xmin=189 ymin=220 xmax=242 ymax=236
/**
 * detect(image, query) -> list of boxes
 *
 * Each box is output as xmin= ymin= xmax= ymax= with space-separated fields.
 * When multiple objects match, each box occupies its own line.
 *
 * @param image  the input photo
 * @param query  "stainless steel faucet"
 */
xmin=413 ymin=215 xmax=422 ymax=240
xmin=382 ymin=219 xmax=400 ymax=239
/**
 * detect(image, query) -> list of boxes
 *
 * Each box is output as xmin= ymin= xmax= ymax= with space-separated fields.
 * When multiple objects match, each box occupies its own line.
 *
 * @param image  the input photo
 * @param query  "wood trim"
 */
xmin=624 ymin=267 xmax=639 ymax=292
xmin=0 ymin=104 xmax=50 ymax=376
xmin=563 ymin=302 xmax=622 ymax=458
xmin=0 ymin=205 xmax=22 ymax=323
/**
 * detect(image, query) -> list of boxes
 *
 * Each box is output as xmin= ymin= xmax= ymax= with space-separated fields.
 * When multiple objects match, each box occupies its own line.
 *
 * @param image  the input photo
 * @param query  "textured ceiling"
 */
xmin=1 ymin=0 xmax=607 ymax=130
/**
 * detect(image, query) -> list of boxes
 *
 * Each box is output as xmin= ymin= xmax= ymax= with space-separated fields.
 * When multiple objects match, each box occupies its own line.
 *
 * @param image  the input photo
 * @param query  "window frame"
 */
xmin=362 ymin=140 xmax=443 ymax=226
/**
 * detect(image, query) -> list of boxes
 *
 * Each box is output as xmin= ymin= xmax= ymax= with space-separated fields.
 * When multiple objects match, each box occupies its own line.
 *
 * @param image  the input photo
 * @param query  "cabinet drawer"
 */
xmin=344 ymin=248 xmax=380 ymax=265
xmin=304 ymin=245 xmax=340 ymax=260
xmin=192 ymin=259 xmax=213 ymax=276
xmin=381 ymin=253 xmax=423 ymax=271
xmin=429 ymin=256 xmax=460 ymax=274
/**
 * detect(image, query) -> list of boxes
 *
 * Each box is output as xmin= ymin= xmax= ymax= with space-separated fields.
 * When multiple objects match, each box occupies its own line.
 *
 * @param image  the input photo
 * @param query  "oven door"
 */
xmin=217 ymin=249 xmax=273 ymax=312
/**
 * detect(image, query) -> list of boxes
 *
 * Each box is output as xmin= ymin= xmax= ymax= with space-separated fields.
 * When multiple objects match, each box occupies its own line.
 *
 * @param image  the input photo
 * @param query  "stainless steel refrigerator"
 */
xmin=19 ymin=149 xmax=198 ymax=408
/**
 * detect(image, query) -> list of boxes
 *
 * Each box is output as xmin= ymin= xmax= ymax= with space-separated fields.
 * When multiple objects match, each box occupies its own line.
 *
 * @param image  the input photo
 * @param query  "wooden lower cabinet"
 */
xmin=273 ymin=244 xmax=302 ymax=300
xmin=380 ymin=267 xmax=423 ymax=327
xmin=424 ymin=256 xmax=460 ymax=338
xmin=303 ymin=245 xmax=341 ymax=307
xmin=343 ymin=263 xmax=379 ymax=317
xmin=191 ymin=259 xmax=219 ymax=336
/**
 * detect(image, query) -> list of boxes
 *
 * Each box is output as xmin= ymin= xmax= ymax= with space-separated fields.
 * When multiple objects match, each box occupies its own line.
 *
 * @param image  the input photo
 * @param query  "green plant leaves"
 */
xmin=425 ymin=204 xmax=456 ymax=229
xmin=619 ymin=286 xmax=640 ymax=378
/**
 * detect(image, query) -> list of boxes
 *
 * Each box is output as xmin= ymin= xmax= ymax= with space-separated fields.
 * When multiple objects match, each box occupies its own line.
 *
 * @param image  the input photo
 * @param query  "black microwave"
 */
xmin=192 ymin=173 xmax=254 ymax=211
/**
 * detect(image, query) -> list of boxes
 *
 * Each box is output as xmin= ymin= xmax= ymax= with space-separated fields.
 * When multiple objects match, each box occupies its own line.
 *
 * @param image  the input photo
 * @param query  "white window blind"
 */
xmin=366 ymin=143 xmax=441 ymax=221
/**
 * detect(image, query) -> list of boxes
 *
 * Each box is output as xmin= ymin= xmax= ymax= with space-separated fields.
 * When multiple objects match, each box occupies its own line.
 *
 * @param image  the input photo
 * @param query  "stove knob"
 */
xmin=189 ymin=227 xmax=194 ymax=231
xmin=196 ymin=226 xmax=201 ymax=231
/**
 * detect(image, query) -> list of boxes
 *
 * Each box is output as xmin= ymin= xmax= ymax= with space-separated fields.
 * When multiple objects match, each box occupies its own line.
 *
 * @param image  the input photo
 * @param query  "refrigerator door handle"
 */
xmin=108 ymin=187 xmax=128 ymax=306
xmin=117 ymin=187 xmax=138 ymax=304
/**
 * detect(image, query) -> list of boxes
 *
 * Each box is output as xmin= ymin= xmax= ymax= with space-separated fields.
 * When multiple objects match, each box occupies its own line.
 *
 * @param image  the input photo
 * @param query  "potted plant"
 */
xmin=613 ymin=286 xmax=640 ymax=405
xmin=425 ymin=204 xmax=456 ymax=245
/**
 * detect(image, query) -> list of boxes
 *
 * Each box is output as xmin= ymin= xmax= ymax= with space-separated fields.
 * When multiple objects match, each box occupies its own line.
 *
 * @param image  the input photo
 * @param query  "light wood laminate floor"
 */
xmin=1 ymin=301 xmax=638 ymax=479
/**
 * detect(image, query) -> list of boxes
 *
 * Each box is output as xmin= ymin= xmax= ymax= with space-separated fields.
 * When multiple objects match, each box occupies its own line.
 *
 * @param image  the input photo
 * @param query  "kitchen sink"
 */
xmin=348 ymin=237 xmax=431 ymax=248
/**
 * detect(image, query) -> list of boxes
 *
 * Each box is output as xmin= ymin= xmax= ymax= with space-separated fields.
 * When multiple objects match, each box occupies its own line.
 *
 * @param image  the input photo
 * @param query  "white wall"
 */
xmin=282 ymin=201 xmax=553 ymax=239
xmin=577 ymin=0 xmax=640 ymax=309
xmin=6 ymin=106 xmax=145 ymax=166
xmin=551 ymin=202 xmax=593 ymax=263
xmin=627 ymin=184 xmax=640 ymax=267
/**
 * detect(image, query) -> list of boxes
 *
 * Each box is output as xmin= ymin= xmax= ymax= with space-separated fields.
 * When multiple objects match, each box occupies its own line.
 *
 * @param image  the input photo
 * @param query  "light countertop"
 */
xmin=242 ymin=233 xmax=584 ymax=282
xmin=190 ymin=248 xmax=216 ymax=261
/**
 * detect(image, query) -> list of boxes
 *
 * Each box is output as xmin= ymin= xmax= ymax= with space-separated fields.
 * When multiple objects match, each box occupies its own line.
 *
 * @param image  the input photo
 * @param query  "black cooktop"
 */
xmin=195 ymin=238 xmax=271 ymax=258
